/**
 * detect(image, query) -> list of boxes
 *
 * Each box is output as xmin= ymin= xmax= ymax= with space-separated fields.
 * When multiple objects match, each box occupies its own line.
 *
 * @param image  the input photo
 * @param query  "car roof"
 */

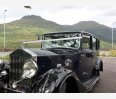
xmin=43 ymin=31 xmax=96 ymax=38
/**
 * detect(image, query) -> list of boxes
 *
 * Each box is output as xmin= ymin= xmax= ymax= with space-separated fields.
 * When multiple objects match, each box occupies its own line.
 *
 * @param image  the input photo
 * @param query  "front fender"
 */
xmin=31 ymin=67 xmax=84 ymax=93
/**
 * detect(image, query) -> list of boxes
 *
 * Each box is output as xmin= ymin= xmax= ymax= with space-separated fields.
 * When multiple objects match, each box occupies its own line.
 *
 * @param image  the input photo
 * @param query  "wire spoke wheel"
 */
xmin=58 ymin=76 xmax=80 ymax=93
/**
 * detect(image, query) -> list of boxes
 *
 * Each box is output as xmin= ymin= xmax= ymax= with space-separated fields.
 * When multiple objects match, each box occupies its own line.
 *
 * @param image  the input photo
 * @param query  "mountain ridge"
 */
xmin=0 ymin=15 xmax=116 ymax=44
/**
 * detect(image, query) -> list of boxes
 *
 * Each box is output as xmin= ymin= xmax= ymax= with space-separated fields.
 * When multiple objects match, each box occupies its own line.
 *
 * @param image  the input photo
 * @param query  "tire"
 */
xmin=93 ymin=66 xmax=100 ymax=77
xmin=58 ymin=76 xmax=79 ymax=93
xmin=96 ymin=69 xmax=100 ymax=76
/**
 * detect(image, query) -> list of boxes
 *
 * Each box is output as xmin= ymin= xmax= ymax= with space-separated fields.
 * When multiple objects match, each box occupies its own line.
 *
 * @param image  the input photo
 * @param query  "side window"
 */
xmin=92 ymin=37 xmax=96 ymax=50
xmin=82 ymin=36 xmax=90 ymax=49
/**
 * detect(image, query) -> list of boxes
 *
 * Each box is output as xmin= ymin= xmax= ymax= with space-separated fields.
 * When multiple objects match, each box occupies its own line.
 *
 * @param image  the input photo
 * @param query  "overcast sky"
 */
xmin=0 ymin=0 xmax=116 ymax=27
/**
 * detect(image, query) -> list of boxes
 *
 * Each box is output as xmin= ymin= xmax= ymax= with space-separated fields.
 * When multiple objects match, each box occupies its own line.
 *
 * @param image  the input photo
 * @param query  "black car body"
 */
xmin=0 ymin=31 xmax=103 ymax=93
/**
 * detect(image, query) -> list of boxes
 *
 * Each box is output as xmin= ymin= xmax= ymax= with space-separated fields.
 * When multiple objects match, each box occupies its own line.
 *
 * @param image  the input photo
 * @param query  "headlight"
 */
xmin=22 ymin=60 xmax=38 ymax=79
xmin=0 ymin=70 xmax=7 ymax=77
xmin=0 ymin=59 xmax=4 ymax=70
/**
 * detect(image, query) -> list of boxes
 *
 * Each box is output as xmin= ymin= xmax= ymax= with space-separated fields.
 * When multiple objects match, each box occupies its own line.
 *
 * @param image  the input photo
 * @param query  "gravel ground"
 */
xmin=92 ymin=57 xmax=116 ymax=93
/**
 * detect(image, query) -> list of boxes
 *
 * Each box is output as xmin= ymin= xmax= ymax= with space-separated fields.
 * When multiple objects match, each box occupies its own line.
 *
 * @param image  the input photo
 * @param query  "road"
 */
xmin=92 ymin=57 xmax=116 ymax=93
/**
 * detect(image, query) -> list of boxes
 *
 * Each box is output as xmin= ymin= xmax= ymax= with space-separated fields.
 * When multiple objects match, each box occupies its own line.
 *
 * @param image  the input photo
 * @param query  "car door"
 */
xmin=75 ymin=35 xmax=93 ymax=82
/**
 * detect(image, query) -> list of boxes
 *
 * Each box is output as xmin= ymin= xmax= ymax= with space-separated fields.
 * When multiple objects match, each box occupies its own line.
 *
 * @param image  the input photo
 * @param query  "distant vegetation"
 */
xmin=100 ymin=41 xmax=116 ymax=50
xmin=0 ymin=27 xmax=50 ymax=49
xmin=0 ymin=15 xmax=116 ymax=50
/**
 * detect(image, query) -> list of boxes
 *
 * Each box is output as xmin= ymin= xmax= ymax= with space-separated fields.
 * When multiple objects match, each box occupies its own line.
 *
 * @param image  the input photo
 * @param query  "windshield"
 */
xmin=42 ymin=33 xmax=81 ymax=49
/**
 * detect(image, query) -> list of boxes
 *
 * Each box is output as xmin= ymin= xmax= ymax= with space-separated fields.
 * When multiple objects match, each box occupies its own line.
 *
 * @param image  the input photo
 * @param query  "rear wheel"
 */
xmin=94 ymin=69 xmax=100 ymax=76
xmin=93 ymin=65 xmax=100 ymax=76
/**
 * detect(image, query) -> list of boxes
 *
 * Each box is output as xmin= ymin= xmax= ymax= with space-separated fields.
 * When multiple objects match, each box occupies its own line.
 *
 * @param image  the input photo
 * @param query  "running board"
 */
xmin=82 ymin=76 xmax=100 ymax=92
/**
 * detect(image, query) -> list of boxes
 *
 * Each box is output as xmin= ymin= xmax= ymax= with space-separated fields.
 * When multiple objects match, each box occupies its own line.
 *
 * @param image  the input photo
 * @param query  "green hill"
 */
xmin=7 ymin=15 xmax=63 ymax=31
xmin=71 ymin=21 xmax=115 ymax=43
xmin=0 ymin=15 xmax=116 ymax=49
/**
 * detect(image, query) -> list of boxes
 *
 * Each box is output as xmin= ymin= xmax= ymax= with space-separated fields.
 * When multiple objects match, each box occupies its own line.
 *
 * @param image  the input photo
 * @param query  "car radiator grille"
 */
xmin=10 ymin=55 xmax=31 ymax=81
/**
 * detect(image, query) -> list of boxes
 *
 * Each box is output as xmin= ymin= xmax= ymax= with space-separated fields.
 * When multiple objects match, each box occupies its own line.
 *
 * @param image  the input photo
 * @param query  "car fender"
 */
xmin=31 ymin=66 xmax=85 ymax=93
xmin=96 ymin=59 xmax=103 ymax=71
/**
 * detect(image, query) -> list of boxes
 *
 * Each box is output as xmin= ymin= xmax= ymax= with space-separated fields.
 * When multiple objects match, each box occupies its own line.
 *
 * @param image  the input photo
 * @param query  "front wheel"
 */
xmin=58 ymin=76 xmax=80 ymax=93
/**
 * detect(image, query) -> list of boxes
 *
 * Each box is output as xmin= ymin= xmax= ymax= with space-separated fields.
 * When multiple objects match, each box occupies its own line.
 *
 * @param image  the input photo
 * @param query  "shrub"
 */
xmin=0 ymin=55 xmax=9 ymax=61
xmin=110 ymin=50 xmax=116 ymax=57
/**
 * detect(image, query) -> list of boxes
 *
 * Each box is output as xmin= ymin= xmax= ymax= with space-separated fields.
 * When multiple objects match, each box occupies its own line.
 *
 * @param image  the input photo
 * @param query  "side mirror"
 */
xmin=90 ymin=36 xmax=93 ymax=49
xmin=96 ymin=39 xmax=100 ymax=50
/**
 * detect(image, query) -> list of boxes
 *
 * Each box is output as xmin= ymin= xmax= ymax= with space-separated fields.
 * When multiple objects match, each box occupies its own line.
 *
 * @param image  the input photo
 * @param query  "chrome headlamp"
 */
xmin=22 ymin=60 xmax=38 ymax=79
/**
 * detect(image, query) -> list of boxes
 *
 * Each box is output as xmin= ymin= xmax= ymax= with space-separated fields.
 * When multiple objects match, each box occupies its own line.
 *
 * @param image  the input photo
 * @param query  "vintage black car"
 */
xmin=0 ymin=31 xmax=103 ymax=93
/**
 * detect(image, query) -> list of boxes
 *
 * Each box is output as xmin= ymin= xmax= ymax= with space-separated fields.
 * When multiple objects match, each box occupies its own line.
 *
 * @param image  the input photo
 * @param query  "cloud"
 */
xmin=41 ymin=6 xmax=103 ymax=25
xmin=0 ymin=0 xmax=116 ymax=27
xmin=101 ymin=7 xmax=116 ymax=17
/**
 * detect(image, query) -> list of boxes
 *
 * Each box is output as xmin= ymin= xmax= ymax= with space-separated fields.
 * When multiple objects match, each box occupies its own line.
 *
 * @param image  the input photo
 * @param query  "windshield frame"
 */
xmin=41 ymin=32 xmax=82 ymax=49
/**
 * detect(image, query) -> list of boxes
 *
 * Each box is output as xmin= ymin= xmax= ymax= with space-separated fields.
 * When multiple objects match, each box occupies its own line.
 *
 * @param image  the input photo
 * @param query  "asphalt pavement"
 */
xmin=92 ymin=57 xmax=116 ymax=93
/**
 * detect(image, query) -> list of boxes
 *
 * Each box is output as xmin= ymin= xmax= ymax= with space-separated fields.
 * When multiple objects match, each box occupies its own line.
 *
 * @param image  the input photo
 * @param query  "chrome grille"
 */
xmin=10 ymin=52 xmax=31 ymax=81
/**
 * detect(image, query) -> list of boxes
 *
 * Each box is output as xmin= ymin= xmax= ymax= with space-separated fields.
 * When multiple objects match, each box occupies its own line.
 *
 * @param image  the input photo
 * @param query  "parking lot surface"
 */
xmin=92 ymin=57 xmax=116 ymax=93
